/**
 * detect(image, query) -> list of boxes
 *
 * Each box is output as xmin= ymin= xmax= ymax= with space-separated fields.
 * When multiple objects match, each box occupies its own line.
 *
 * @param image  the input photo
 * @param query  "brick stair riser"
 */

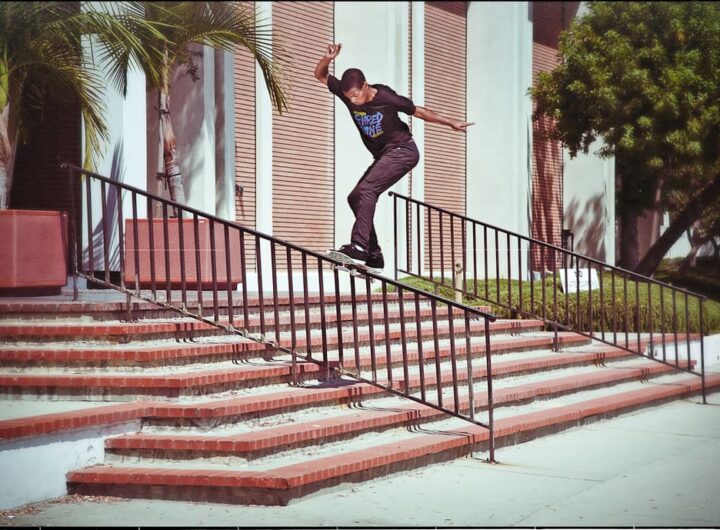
xmin=280 ymin=319 xmax=543 ymax=355
xmin=138 ymin=360 xmax=677 ymax=430
xmin=106 ymin=351 xmax=648 ymax=461
xmin=0 ymin=332 xmax=589 ymax=399
xmin=0 ymin=309 xmax=523 ymax=344
xmin=77 ymin=360 xmax=696 ymax=498
xmin=0 ymin=333 xmax=686 ymax=407
xmin=0 ymin=318 xmax=545 ymax=372
xmin=0 ymin=339 xmax=271 ymax=369
xmin=235 ymin=304 xmax=438 ymax=335
xmin=341 ymin=333 xmax=590 ymax=372
xmin=0 ymin=325 xmax=579 ymax=371
xmin=0 ymin=308 xmax=515 ymax=342
xmin=67 ymin=372 xmax=720 ymax=507
xmin=0 ymin=326 xmax=240 ymax=344
xmin=0 ymin=293 xmax=450 ymax=323
xmin=0 ymin=333 xmax=681 ymax=401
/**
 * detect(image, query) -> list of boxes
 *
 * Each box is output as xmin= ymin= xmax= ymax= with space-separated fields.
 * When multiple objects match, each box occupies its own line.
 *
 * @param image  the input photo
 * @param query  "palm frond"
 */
xmin=143 ymin=1 xmax=288 ymax=113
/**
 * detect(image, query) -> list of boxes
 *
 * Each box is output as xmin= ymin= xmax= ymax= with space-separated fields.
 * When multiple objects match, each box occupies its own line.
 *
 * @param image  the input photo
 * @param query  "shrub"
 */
xmin=396 ymin=274 xmax=720 ymax=335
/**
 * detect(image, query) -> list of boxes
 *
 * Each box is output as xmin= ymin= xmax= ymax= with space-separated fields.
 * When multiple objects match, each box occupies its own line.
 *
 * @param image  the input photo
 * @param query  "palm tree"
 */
xmin=131 ymin=2 xmax=288 ymax=205
xmin=0 ymin=2 xmax=163 ymax=210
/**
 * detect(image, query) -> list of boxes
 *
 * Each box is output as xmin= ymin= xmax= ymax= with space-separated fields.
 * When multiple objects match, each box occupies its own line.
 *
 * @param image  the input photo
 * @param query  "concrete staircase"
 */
xmin=0 ymin=290 xmax=715 ymax=507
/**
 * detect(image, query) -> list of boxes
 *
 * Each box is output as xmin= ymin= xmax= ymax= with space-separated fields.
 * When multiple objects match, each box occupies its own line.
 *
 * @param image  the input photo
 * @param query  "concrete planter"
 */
xmin=0 ymin=210 xmax=68 ymax=295
xmin=123 ymin=218 xmax=242 ymax=289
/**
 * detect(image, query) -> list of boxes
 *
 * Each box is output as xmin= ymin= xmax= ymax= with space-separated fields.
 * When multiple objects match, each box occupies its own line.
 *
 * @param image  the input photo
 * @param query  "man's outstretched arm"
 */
xmin=314 ymin=43 xmax=342 ymax=85
xmin=413 ymin=106 xmax=474 ymax=132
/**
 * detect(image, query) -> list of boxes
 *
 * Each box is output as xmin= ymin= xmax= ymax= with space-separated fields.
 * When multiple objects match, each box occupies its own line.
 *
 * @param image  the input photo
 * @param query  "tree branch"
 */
xmin=634 ymin=172 xmax=720 ymax=276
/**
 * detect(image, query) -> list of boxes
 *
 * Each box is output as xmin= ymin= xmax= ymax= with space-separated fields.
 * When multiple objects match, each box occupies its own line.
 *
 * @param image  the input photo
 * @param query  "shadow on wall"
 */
xmin=146 ymin=44 xmax=208 ymax=209
xmin=83 ymin=141 xmax=125 ymax=273
xmin=564 ymin=193 xmax=607 ymax=262
xmin=531 ymin=114 xmax=562 ymax=270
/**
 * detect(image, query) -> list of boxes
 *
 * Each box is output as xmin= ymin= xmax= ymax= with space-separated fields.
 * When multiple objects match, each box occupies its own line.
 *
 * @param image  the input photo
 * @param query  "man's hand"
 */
xmin=450 ymin=120 xmax=475 ymax=132
xmin=325 ymin=43 xmax=342 ymax=59
xmin=414 ymin=106 xmax=475 ymax=132
xmin=315 ymin=43 xmax=342 ymax=85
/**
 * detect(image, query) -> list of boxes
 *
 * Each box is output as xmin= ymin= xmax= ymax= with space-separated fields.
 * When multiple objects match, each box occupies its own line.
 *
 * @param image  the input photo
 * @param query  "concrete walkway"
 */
xmin=1 ymin=392 xmax=718 ymax=527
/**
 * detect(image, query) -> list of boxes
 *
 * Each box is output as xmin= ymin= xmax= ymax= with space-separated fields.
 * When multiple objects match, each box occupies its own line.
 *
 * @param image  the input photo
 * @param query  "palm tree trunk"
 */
xmin=158 ymin=88 xmax=185 ymax=206
xmin=158 ymin=47 xmax=185 ymax=207
xmin=0 ymin=103 xmax=15 ymax=210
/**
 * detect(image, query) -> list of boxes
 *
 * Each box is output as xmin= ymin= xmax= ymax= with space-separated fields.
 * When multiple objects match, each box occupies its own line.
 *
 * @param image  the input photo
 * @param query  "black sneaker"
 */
xmin=334 ymin=243 xmax=368 ymax=265
xmin=365 ymin=253 xmax=384 ymax=271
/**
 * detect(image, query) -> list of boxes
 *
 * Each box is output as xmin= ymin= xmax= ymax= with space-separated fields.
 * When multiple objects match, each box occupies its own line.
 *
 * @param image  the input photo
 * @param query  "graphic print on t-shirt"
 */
xmin=353 ymin=110 xmax=384 ymax=139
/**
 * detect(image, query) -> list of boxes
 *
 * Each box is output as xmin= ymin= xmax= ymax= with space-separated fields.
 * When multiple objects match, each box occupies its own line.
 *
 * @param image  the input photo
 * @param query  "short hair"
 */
xmin=340 ymin=68 xmax=366 ymax=92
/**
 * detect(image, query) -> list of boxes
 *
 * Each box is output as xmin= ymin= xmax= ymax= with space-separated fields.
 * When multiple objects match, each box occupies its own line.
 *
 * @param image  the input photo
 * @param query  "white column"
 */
xmin=215 ymin=49 xmax=236 ymax=221
xmin=466 ymin=1 xmax=533 ymax=279
xmin=253 ymin=1 xmax=273 ymax=293
xmin=411 ymin=1 xmax=426 ymax=275
xmin=562 ymin=1 xmax=616 ymax=265
xmin=80 ymin=3 xmax=147 ymax=273
xmin=334 ymin=1 xmax=411 ymax=276
xmin=563 ymin=150 xmax=616 ymax=264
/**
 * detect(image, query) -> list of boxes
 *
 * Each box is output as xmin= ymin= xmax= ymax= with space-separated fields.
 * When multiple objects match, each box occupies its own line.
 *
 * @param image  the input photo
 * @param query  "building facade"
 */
xmin=11 ymin=1 xmax=616 ymax=285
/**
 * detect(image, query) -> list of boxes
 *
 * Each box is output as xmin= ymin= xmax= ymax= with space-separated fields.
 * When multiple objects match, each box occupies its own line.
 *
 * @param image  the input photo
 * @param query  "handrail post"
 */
xmin=700 ymin=298 xmax=706 ymax=404
xmin=65 ymin=164 xmax=79 ymax=301
xmin=393 ymin=192 xmax=398 ymax=281
xmin=485 ymin=317 xmax=495 ymax=463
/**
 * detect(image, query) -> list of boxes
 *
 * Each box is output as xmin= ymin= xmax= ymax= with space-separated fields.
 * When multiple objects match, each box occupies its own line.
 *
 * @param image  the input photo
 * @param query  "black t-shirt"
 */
xmin=328 ymin=75 xmax=415 ymax=159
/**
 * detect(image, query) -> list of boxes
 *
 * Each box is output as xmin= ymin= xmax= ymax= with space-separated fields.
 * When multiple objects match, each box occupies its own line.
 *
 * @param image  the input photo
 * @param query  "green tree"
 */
xmin=131 ymin=2 xmax=287 ymax=205
xmin=0 ymin=2 xmax=163 ymax=210
xmin=531 ymin=1 xmax=720 ymax=276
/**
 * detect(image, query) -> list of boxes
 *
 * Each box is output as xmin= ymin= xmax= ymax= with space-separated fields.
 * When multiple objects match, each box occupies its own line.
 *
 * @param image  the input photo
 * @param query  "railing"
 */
xmin=391 ymin=192 xmax=707 ymax=403
xmin=62 ymin=163 xmax=499 ymax=460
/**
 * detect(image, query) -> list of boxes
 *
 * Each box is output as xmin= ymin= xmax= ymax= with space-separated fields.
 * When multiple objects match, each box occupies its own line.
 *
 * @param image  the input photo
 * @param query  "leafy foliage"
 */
xmin=136 ymin=2 xmax=287 ymax=113
xmin=531 ymin=2 xmax=720 ymax=273
xmin=395 ymin=274 xmax=720 ymax=335
xmin=0 ymin=2 xmax=161 ymax=170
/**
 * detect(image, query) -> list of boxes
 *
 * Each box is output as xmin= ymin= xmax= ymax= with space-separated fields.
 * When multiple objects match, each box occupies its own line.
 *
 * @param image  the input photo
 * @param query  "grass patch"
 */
xmin=393 ymin=273 xmax=720 ymax=335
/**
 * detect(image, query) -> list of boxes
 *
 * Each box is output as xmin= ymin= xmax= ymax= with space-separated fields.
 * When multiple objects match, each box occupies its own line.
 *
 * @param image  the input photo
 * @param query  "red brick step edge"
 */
xmin=65 ymin=373 xmax=720 ymax=506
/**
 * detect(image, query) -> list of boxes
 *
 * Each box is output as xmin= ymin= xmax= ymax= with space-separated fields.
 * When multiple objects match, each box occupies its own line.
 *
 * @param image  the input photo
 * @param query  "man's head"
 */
xmin=341 ymin=68 xmax=372 ymax=105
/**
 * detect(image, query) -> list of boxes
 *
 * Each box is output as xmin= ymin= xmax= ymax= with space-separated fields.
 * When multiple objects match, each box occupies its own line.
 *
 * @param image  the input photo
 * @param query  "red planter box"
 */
xmin=0 ymin=210 xmax=68 ymax=294
xmin=123 ymin=218 xmax=242 ymax=289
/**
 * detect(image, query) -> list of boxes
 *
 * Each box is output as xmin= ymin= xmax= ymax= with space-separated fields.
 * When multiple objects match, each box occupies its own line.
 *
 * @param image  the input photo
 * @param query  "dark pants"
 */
xmin=348 ymin=140 xmax=420 ymax=256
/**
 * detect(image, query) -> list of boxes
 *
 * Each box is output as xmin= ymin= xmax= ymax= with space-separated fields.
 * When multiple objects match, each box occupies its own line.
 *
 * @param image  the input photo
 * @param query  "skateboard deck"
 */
xmin=326 ymin=250 xmax=376 ymax=280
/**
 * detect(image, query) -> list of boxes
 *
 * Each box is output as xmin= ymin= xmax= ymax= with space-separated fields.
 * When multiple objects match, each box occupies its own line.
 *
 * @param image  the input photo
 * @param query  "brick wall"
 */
xmin=271 ymin=1 xmax=334 ymax=266
xmin=424 ymin=1 xmax=467 ymax=274
xmin=531 ymin=1 xmax=580 ymax=271
xmin=233 ymin=1 xmax=257 ymax=269
xmin=11 ymin=100 xmax=82 ymax=270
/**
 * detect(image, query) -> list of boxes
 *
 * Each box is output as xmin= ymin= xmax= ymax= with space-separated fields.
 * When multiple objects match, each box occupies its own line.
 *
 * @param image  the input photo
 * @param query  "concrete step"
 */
xmin=0 ymin=309 xmax=522 ymax=344
xmin=0 ymin=336 xmax=268 ymax=369
xmin=101 ymin=356 xmax=674 ymax=460
xmin=0 ymin=331 xmax=587 ymax=372
xmin=0 ymin=291 xmax=449 ymax=322
xmin=115 ymin=357 xmax=686 ymax=427
xmin=0 ymin=330 xmax=596 ymax=399
xmin=0 ymin=287 xmax=707 ymax=512
xmin=65 ymin=372 xmax=720 ymax=506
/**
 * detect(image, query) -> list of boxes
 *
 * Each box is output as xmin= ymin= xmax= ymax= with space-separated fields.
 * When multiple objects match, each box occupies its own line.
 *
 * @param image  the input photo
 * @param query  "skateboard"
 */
xmin=326 ymin=250 xmax=376 ymax=281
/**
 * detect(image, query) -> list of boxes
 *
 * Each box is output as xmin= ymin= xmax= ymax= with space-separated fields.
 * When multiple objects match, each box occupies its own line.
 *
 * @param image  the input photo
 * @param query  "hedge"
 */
xmin=395 ymin=274 xmax=720 ymax=335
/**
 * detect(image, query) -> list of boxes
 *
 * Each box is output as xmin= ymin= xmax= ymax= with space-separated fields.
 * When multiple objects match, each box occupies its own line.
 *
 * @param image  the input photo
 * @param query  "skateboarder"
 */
xmin=314 ymin=43 xmax=473 ymax=271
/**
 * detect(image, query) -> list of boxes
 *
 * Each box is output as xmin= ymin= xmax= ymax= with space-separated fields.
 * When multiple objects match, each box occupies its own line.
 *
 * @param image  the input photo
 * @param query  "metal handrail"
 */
xmin=390 ymin=191 xmax=707 ymax=403
xmin=62 ymin=162 xmax=500 ymax=460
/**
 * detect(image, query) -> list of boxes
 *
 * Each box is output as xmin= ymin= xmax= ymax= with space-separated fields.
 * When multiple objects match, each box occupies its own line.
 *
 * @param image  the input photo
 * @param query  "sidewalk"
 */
xmin=1 ymin=392 xmax=719 ymax=527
